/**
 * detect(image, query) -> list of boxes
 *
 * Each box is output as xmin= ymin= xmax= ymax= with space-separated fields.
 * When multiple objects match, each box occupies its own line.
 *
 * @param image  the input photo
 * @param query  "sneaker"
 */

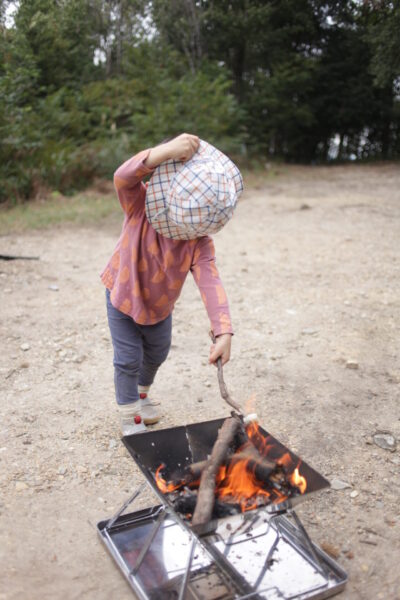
xmin=139 ymin=391 xmax=160 ymax=407
xmin=138 ymin=394 xmax=161 ymax=425
xmin=118 ymin=404 xmax=147 ymax=435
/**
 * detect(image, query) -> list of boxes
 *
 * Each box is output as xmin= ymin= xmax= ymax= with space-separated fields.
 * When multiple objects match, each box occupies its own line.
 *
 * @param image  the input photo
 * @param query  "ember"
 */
xmin=154 ymin=420 xmax=307 ymax=523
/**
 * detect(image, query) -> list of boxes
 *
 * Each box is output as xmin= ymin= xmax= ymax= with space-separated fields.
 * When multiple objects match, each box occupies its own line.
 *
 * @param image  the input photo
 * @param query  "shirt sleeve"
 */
xmin=113 ymin=149 xmax=155 ymax=218
xmin=190 ymin=236 xmax=233 ymax=336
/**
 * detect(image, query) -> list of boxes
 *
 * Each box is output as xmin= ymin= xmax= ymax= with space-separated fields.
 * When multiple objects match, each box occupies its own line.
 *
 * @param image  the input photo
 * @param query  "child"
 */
xmin=101 ymin=133 xmax=243 ymax=435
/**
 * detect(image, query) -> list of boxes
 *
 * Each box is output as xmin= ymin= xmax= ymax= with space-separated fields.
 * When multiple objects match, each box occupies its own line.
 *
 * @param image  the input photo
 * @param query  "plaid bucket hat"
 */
xmin=145 ymin=140 xmax=243 ymax=240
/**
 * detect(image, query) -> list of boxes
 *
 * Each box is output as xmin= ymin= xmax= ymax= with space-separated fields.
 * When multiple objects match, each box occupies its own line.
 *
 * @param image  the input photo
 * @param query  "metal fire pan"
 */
xmin=122 ymin=418 xmax=330 ymax=532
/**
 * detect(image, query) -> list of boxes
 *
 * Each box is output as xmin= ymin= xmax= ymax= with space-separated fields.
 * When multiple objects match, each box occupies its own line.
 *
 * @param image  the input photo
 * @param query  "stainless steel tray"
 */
xmin=98 ymin=504 xmax=347 ymax=600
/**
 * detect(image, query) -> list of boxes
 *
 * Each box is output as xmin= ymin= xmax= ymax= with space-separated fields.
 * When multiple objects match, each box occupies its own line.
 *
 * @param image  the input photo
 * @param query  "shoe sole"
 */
xmin=142 ymin=416 xmax=160 ymax=425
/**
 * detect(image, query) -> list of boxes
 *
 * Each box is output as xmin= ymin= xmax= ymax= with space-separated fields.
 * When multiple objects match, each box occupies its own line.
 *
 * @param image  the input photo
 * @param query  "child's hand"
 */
xmin=145 ymin=133 xmax=200 ymax=168
xmin=209 ymin=333 xmax=232 ymax=367
xmin=166 ymin=133 xmax=200 ymax=162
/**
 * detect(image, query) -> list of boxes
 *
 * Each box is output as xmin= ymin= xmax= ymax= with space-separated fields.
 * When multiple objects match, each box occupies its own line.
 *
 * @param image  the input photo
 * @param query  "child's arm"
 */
xmin=190 ymin=236 xmax=233 ymax=366
xmin=114 ymin=150 xmax=155 ymax=217
xmin=114 ymin=134 xmax=200 ymax=217
xmin=144 ymin=133 xmax=200 ymax=167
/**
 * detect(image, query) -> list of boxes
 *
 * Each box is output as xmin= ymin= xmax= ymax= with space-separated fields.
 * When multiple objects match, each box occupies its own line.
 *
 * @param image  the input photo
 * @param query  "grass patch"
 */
xmin=0 ymin=167 xmax=282 ymax=235
xmin=0 ymin=187 xmax=121 ymax=235
xmin=241 ymin=161 xmax=287 ymax=189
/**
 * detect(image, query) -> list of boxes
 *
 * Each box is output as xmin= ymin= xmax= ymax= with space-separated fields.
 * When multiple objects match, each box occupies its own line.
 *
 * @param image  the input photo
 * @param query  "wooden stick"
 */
xmin=210 ymin=331 xmax=243 ymax=414
xmin=191 ymin=417 xmax=241 ymax=527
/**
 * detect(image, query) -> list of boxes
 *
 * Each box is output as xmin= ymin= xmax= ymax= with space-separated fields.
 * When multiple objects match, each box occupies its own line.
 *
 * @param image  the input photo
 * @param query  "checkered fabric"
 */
xmin=145 ymin=140 xmax=243 ymax=240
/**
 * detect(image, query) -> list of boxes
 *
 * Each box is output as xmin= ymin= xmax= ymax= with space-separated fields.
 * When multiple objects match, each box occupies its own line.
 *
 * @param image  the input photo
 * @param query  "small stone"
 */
xmin=301 ymin=328 xmax=318 ymax=336
xmin=20 ymin=343 xmax=30 ymax=351
xmin=350 ymin=490 xmax=359 ymax=498
xmin=270 ymin=353 xmax=284 ymax=361
xmin=72 ymin=354 xmax=86 ymax=364
xmin=361 ymin=564 xmax=369 ymax=573
xmin=58 ymin=466 xmax=67 ymax=475
xmin=98 ymin=497 xmax=105 ymax=503
xmin=373 ymin=432 xmax=396 ymax=452
xmin=76 ymin=465 xmax=87 ymax=474
xmin=205 ymin=381 xmax=212 ymax=388
xmin=15 ymin=481 xmax=28 ymax=491
xmin=346 ymin=360 xmax=359 ymax=370
xmin=197 ymin=397 xmax=203 ymax=403
xmin=331 ymin=479 xmax=352 ymax=491
xmin=48 ymin=284 xmax=59 ymax=291
xmin=108 ymin=439 xmax=117 ymax=449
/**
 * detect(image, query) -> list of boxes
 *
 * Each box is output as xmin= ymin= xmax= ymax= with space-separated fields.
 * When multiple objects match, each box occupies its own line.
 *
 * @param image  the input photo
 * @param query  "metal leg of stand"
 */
xmin=178 ymin=536 xmax=197 ymax=600
xmin=291 ymin=510 xmax=329 ymax=577
xmin=131 ymin=509 xmax=166 ymax=575
xmin=252 ymin=517 xmax=281 ymax=591
xmin=106 ymin=481 xmax=147 ymax=530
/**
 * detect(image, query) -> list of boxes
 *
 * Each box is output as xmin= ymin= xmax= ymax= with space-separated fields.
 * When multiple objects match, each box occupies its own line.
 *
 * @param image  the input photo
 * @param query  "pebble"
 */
xmin=15 ymin=481 xmax=28 ymax=491
xmin=72 ymin=354 xmax=86 ymax=364
xmin=48 ymin=284 xmax=59 ymax=291
xmin=270 ymin=353 xmax=284 ymax=361
xmin=331 ymin=479 xmax=352 ymax=490
xmin=301 ymin=328 xmax=318 ymax=336
xmin=346 ymin=360 xmax=359 ymax=370
xmin=20 ymin=343 xmax=30 ymax=351
xmin=58 ymin=466 xmax=67 ymax=475
xmin=108 ymin=439 xmax=117 ymax=449
xmin=373 ymin=432 xmax=396 ymax=452
xmin=350 ymin=490 xmax=359 ymax=498
xmin=205 ymin=381 xmax=212 ymax=388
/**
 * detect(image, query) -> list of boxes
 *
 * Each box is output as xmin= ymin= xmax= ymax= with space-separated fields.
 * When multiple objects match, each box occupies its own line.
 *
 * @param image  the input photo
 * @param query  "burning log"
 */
xmin=154 ymin=418 xmax=309 ymax=525
xmin=173 ymin=488 xmax=239 ymax=519
xmin=192 ymin=417 xmax=241 ymax=528
xmin=184 ymin=459 xmax=208 ymax=481
xmin=225 ymin=444 xmax=279 ymax=489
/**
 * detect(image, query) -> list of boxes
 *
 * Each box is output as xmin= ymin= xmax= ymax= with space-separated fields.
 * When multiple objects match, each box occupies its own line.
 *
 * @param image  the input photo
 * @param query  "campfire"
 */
xmin=154 ymin=418 xmax=308 ymax=526
xmin=99 ymin=417 xmax=346 ymax=600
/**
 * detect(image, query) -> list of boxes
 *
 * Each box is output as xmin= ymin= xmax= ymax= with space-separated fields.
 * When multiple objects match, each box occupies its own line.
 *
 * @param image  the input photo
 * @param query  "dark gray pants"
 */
xmin=106 ymin=289 xmax=172 ymax=405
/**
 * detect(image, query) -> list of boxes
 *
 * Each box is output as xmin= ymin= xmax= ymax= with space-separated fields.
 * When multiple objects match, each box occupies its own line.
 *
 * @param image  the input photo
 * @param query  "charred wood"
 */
xmin=191 ymin=417 xmax=241 ymax=527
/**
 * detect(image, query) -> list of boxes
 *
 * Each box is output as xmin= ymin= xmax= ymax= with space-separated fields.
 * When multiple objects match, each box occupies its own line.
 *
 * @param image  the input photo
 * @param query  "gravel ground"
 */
xmin=1 ymin=163 xmax=399 ymax=600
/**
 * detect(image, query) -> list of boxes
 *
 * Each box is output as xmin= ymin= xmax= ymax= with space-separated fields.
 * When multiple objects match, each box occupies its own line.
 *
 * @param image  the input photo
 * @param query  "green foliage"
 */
xmin=0 ymin=0 xmax=399 ymax=203
xmin=0 ymin=28 xmax=241 ymax=202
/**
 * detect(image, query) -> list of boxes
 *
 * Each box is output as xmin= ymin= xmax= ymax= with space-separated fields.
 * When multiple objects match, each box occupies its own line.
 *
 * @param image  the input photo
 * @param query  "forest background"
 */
xmin=0 ymin=0 xmax=399 ymax=204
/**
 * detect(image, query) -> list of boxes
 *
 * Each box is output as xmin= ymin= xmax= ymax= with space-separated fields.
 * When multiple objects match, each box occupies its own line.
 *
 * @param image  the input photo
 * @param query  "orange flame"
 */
xmin=216 ymin=458 xmax=282 ymax=511
xmin=244 ymin=393 xmax=257 ymax=416
xmin=154 ymin=420 xmax=308 ymax=513
xmin=155 ymin=464 xmax=183 ymax=493
xmin=290 ymin=465 xmax=307 ymax=494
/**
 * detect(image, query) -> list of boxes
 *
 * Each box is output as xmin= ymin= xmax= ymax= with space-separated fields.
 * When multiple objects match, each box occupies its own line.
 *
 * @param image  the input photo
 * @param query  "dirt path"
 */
xmin=1 ymin=164 xmax=399 ymax=599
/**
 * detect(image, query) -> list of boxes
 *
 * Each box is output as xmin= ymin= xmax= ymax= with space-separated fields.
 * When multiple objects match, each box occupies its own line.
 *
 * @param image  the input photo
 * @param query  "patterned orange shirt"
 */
xmin=100 ymin=149 xmax=233 ymax=336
